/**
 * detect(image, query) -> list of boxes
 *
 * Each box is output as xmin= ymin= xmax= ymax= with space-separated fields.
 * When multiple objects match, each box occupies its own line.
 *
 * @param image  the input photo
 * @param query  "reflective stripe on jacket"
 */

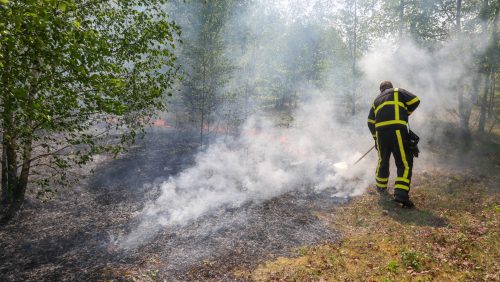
xmin=367 ymin=87 xmax=420 ymax=138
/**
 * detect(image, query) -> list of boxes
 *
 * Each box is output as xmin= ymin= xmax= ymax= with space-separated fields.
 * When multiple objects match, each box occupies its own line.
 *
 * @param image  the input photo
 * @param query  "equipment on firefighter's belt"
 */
xmin=408 ymin=129 xmax=420 ymax=158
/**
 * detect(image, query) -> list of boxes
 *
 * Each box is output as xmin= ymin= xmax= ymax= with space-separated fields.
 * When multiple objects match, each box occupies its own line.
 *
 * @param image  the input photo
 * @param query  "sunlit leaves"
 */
xmin=0 ymin=0 xmax=181 ymax=193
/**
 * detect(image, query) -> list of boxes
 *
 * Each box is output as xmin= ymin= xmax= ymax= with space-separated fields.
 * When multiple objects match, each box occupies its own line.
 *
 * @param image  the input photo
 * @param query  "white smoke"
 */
xmin=360 ymin=38 xmax=485 ymax=131
xmin=120 ymin=5 xmax=488 ymax=249
xmin=358 ymin=37 xmax=489 ymax=169
xmin=120 ymin=94 xmax=374 ymax=248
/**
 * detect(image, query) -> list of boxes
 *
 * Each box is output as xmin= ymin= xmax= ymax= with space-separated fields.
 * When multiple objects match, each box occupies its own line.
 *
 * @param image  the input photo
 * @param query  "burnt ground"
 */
xmin=0 ymin=129 xmax=342 ymax=281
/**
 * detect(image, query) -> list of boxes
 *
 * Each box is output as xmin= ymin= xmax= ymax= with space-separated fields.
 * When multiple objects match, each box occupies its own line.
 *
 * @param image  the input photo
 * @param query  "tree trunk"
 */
xmin=207 ymin=115 xmax=210 ymax=146
xmin=478 ymin=70 xmax=491 ymax=133
xmin=8 ymin=138 xmax=33 ymax=217
xmin=478 ymin=0 xmax=498 ymax=133
xmin=0 ymin=121 xmax=19 ymax=223
xmin=458 ymin=91 xmax=470 ymax=138
xmin=200 ymin=62 xmax=206 ymax=147
xmin=2 ymin=89 xmax=18 ymax=201
xmin=399 ymin=0 xmax=405 ymax=40
xmin=351 ymin=0 xmax=357 ymax=116
xmin=15 ymin=85 xmax=35 ymax=214
xmin=455 ymin=0 xmax=471 ymax=139
xmin=488 ymin=3 xmax=499 ymax=119
xmin=1 ymin=90 xmax=32 ymax=222
xmin=488 ymin=72 xmax=496 ymax=119
xmin=0 ymin=138 xmax=32 ymax=224
xmin=463 ymin=73 xmax=480 ymax=135
xmin=200 ymin=107 xmax=204 ymax=146
xmin=1 ymin=146 xmax=7 ymax=205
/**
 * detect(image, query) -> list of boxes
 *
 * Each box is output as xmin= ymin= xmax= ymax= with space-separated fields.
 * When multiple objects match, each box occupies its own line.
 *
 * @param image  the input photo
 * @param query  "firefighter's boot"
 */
xmin=393 ymin=188 xmax=415 ymax=208
xmin=376 ymin=187 xmax=388 ymax=196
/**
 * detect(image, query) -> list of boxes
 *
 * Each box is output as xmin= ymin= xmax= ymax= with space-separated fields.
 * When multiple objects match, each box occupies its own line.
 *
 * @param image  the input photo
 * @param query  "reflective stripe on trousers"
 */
xmin=375 ymin=129 xmax=413 ymax=191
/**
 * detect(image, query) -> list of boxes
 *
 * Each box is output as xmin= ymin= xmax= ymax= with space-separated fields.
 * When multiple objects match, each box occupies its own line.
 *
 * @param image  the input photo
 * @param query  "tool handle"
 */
xmin=352 ymin=145 xmax=376 ymax=165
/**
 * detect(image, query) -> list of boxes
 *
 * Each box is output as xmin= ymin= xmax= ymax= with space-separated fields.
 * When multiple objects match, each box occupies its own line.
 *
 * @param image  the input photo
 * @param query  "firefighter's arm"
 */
xmin=401 ymin=89 xmax=420 ymax=115
xmin=367 ymin=105 xmax=376 ymax=139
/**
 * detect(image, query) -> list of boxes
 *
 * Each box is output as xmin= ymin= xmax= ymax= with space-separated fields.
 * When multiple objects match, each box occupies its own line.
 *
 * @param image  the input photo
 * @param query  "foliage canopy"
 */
xmin=0 ymin=0 xmax=180 ymax=218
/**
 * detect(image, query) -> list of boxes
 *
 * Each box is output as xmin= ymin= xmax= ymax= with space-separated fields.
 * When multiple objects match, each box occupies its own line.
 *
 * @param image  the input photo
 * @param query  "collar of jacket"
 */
xmin=379 ymin=87 xmax=394 ymax=97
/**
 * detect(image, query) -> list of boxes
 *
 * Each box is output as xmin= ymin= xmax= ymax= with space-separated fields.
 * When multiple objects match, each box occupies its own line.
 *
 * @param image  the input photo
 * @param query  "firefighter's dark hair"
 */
xmin=379 ymin=81 xmax=393 ymax=92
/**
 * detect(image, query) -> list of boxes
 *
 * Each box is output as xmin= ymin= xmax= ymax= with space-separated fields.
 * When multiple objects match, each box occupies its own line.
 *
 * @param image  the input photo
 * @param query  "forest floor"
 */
xmin=0 ymin=129 xmax=343 ymax=281
xmin=251 ymin=134 xmax=500 ymax=281
xmin=0 ymin=128 xmax=498 ymax=281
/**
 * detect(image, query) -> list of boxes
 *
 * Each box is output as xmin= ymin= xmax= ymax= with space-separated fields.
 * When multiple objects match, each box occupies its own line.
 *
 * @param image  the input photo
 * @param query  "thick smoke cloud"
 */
xmin=121 ymin=94 xmax=374 ymax=248
xmin=360 ymin=39 xmax=484 ymax=137
xmin=120 ymin=3 xmax=486 ymax=248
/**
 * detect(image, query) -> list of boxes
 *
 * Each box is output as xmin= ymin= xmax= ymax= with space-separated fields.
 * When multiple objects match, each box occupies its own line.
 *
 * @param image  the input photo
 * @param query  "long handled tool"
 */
xmin=352 ymin=145 xmax=376 ymax=165
xmin=333 ymin=145 xmax=376 ymax=170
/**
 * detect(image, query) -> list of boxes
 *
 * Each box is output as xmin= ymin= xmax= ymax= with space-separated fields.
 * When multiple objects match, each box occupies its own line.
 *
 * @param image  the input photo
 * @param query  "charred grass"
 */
xmin=251 ymin=168 xmax=499 ymax=281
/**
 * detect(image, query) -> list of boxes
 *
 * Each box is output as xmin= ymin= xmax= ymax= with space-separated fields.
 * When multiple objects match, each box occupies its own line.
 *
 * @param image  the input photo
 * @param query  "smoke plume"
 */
xmin=121 ymin=94 xmax=374 ymax=248
xmin=120 ymin=2 xmax=486 ymax=248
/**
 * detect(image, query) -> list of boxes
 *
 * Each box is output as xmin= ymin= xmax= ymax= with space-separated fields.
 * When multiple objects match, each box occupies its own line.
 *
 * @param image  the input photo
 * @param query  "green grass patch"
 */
xmin=250 ymin=169 xmax=500 ymax=281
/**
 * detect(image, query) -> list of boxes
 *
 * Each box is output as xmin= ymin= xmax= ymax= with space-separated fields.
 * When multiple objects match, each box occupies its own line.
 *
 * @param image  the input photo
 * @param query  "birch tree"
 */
xmin=0 ymin=0 xmax=180 ymax=221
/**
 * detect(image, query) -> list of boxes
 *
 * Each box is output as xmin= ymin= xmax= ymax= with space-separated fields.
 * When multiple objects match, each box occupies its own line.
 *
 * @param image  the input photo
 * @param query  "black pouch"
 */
xmin=408 ymin=130 xmax=420 ymax=158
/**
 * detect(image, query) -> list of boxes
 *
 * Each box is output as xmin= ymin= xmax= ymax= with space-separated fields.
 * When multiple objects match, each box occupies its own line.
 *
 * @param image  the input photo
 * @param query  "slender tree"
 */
xmin=455 ymin=0 xmax=473 ymax=139
xmin=478 ymin=0 xmax=499 ymax=133
xmin=181 ymin=1 xmax=234 ymax=146
xmin=399 ymin=0 xmax=405 ymax=40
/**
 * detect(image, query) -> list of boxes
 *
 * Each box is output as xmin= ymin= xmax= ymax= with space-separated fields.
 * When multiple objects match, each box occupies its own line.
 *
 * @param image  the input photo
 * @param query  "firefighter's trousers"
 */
xmin=375 ymin=128 xmax=413 ymax=195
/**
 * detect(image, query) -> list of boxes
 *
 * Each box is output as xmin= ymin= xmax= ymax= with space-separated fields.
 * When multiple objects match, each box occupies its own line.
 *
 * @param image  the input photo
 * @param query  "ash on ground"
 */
xmin=0 ymin=130 xmax=344 ymax=281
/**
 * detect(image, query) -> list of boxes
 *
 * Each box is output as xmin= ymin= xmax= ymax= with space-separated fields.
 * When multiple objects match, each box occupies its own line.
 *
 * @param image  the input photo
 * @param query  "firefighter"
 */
xmin=367 ymin=81 xmax=420 ymax=208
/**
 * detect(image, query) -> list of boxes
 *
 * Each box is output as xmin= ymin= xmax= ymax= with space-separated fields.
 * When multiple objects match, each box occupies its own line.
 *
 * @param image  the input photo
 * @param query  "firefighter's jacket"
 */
xmin=367 ymin=88 xmax=420 ymax=138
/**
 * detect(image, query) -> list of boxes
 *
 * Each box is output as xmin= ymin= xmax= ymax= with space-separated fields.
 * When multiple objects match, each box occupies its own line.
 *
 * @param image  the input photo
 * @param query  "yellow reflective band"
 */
xmin=406 ymin=97 xmax=420 ymax=105
xmin=376 ymin=176 xmax=388 ymax=182
xmin=375 ymin=131 xmax=381 ymax=176
xmin=372 ymin=104 xmax=375 ymax=110
xmin=374 ymin=101 xmax=407 ymax=115
xmin=375 ymin=120 xmax=407 ymax=128
xmin=396 ymin=177 xmax=410 ymax=183
xmin=368 ymin=119 xmax=376 ymax=124
xmin=394 ymin=88 xmax=400 ymax=121
xmin=408 ymin=111 xmax=413 ymax=115
xmin=377 ymin=183 xmax=388 ymax=188
xmin=396 ymin=130 xmax=409 ymax=179
xmin=395 ymin=184 xmax=410 ymax=191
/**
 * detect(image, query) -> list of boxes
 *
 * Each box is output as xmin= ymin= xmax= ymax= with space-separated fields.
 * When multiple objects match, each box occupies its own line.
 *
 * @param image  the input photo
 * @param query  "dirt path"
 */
xmin=0 ymin=129 xmax=342 ymax=281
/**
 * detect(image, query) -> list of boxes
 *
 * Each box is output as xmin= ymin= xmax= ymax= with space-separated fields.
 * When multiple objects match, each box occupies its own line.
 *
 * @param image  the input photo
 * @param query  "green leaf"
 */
xmin=0 ymin=0 xmax=180 ymax=206
xmin=58 ymin=2 xmax=67 ymax=11
xmin=25 ymin=12 xmax=38 ymax=18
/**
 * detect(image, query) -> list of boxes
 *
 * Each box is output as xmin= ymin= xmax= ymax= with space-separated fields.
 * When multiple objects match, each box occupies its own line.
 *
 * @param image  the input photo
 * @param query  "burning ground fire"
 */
xmin=119 ymin=97 xmax=374 ymax=249
xmin=151 ymin=118 xmax=172 ymax=129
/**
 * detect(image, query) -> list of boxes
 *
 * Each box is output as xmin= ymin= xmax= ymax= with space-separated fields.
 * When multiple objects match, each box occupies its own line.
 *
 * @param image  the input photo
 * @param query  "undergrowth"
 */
xmin=249 ymin=168 xmax=499 ymax=281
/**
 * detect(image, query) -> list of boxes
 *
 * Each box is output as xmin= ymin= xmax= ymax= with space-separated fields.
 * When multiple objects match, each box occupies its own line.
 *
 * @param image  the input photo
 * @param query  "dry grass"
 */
xmin=251 ymin=169 xmax=499 ymax=281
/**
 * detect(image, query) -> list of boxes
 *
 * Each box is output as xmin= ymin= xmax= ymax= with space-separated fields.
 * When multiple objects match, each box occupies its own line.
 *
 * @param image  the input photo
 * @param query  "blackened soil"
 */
xmin=0 ymin=129 xmax=342 ymax=281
